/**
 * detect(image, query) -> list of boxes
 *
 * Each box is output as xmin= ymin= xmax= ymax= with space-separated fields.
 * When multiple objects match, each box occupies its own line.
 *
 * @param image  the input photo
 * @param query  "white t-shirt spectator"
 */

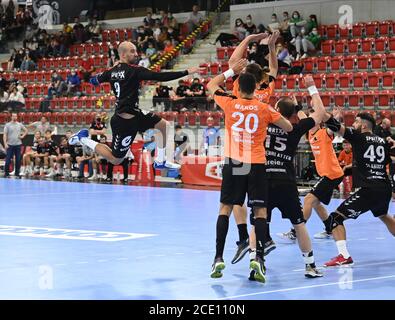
xmin=0 ymin=91 xmax=8 ymax=103
xmin=189 ymin=11 xmax=203 ymax=25
xmin=9 ymin=91 xmax=25 ymax=104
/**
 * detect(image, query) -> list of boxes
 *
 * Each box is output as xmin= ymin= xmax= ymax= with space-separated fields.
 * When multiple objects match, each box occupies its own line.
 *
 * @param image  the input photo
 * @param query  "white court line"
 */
xmin=97 ymin=259 xmax=109 ymax=263
xmin=376 ymin=237 xmax=386 ymax=240
xmin=357 ymin=238 xmax=368 ymax=241
xmin=218 ymin=274 xmax=395 ymax=300
xmin=292 ymin=260 xmax=395 ymax=272
xmin=116 ymin=257 xmax=129 ymax=261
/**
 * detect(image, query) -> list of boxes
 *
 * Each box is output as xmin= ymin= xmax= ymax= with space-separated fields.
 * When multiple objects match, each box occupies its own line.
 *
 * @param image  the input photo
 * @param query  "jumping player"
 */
xmin=207 ymin=59 xmax=293 ymax=283
xmin=68 ymin=41 xmax=200 ymax=169
xmin=248 ymin=75 xmax=325 ymax=279
xmin=227 ymin=31 xmax=280 ymax=264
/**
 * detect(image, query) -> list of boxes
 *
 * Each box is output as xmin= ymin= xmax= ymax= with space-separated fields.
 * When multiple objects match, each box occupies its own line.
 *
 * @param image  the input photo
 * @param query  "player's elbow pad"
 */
xmin=325 ymin=116 xmax=341 ymax=132
xmin=89 ymin=76 xmax=99 ymax=86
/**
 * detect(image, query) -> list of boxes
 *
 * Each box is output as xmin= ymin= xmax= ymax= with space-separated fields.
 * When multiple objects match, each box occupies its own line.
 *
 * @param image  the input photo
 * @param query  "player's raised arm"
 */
xmin=267 ymin=31 xmax=280 ymax=78
xmin=207 ymin=59 xmax=247 ymax=94
xmin=136 ymin=66 xmax=202 ymax=82
xmin=303 ymin=75 xmax=326 ymax=125
xmin=228 ymin=33 xmax=268 ymax=67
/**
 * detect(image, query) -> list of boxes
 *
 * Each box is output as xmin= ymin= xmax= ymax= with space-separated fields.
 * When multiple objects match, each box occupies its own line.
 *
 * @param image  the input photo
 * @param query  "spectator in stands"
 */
xmin=190 ymin=77 xmax=206 ymax=97
xmin=281 ymin=11 xmax=290 ymax=32
xmin=25 ymin=24 xmax=34 ymax=41
xmin=48 ymin=70 xmax=66 ymax=98
xmin=167 ymin=25 xmax=179 ymax=42
xmin=154 ymin=83 xmax=174 ymax=111
xmin=289 ymin=11 xmax=307 ymax=43
xmin=276 ymin=42 xmax=293 ymax=68
xmin=143 ymin=11 xmax=154 ymax=27
xmin=0 ymin=72 xmax=9 ymax=91
xmin=20 ymin=130 xmax=41 ymax=177
xmin=268 ymin=13 xmax=280 ymax=33
xmin=244 ymin=15 xmax=256 ymax=35
xmin=20 ymin=55 xmax=36 ymax=71
xmin=7 ymin=86 xmax=25 ymax=111
xmin=338 ymin=140 xmax=353 ymax=176
xmin=76 ymin=145 xmax=94 ymax=179
xmin=33 ymin=136 xmax=49 ymax=175
xmin=160 ymin=10 xmax=170 ymax=27
xmin=187 ymin=5 xmax=204 ymax=32
xmin=86 ymin=18 xmax=101 ymax=41
xmin=44 ymin=129 xmax=59 ymax=178
xmin=173 ymin=79 xmax=190 ymax=110
xmin=200 ymin=117 xmax=220 ymax=156
xmin=3 ymin=112 xmax=27 ymax=177
xmin=27 ymin=116 xmax=53 ymax=136
xmin=89 ymin=113 xmax=107 ymax=142
xmin=107 ymin=43 xmax=119 ymax=67
xmin=66 ymin=69 xmax=81 ymax=96
xmin=163 ymin=39 xmax=174 ymax=54
xmin=145 ymin=42 xmax=157 ymax=61
xmin=73 ymin=17 xmax=85 ymax=43
xmin=13 ymin=48 xmax=24 ymax=70
xmin=63 ymin=22 xmax=73 ymax=34
xmin=306 ymin=14 xmax=318 ymax=34
xmin=174 ymin=124 xmax=189 ymax=163
xmin=213 ymin=18 xmax=246 ymax=46
xmin=158 ymin=27 xmax=170 ymax=49
xmin=80 ymin=53 xmax=94 ymax=82
xmin=0 ymin=88 xmax=8 ymax=111
xmin=138 ymin=53 xmax=150 ymax=68
xmin=7 ymin=48 xmax=17 ymax=70
xmin=136 ymin=25 xmax=149 ymax=51
xmin=168 ymin=12 xmax=178 ymax=31
xmin=153 ymin=20 xmax=162 ymax=41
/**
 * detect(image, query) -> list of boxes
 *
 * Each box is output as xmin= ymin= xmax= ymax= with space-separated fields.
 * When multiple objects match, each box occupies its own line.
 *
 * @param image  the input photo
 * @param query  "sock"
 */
xmin=215 ymin=215 xmax=229 ymax=259
xmin=302 ymin=251 xmax=316 ymax=268
xmin=237 ymin=224 xmax=249 ymax=242
xmin=249 ymin=249 xmax=256 ymax=261
xmin=122 ymin=159 xmax=129 ymax=179
xmin=336 ymin=240 xmax=351 ymax=259
xmin=255 ymin=217 xmax=267 ymax=259
xmin=156 ymin=147 xmax=165 ymax=162
xmin=80 ymin=137 xmax=98 ymax=151
xmin=265 ymin=222 xmax=272 ymax=242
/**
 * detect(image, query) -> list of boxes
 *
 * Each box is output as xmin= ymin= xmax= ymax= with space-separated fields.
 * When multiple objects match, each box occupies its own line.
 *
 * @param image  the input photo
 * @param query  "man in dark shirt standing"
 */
xmin=323 ymin=110 xmax=395 ymax=267
xmin=89 ymin=114 xmax=107 ymax=142
xmin=68 ymin=41 xmax=200 ymax=170
xmin=153 ymin=83 xmax=173 ymax=111
xmin=190 ymin=78 xmax=206 ymax=109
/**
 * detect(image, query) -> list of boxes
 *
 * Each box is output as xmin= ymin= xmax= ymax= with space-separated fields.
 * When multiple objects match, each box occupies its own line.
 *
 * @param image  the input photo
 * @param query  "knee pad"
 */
xmin=325 ymin=212 xmax=344 ymax=232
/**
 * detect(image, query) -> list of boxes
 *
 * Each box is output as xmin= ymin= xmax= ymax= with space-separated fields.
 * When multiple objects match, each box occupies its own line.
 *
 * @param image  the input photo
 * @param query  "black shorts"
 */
xmin=250 ymin=180 xmax=304 ymax=225
xmin=220 ymin=158 xmax=267 ymax=208
xmin=110 ymin=112 xmax=161 ymax=159
xmin=310 ymin=175 xmax=344 ymax=205
xmin=337 ymin=187 xmax=392 ymax=218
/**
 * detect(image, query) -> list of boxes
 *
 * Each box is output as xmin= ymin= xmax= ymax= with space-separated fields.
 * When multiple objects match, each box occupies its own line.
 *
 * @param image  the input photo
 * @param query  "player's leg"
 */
xmin=379 ymin=214 xmax=395 ymax=236
xmin=153 ymin=118 xmax=181 ymax=169
xmin=231 ymin=204 xmax=250 ymax=264
xmin=248 ymin=164 xmax=268 ymax=283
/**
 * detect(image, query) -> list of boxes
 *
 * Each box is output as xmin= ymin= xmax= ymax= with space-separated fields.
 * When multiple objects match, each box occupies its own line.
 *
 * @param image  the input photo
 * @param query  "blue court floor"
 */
xmin=0 ymin=178 xmax=395 ymax=300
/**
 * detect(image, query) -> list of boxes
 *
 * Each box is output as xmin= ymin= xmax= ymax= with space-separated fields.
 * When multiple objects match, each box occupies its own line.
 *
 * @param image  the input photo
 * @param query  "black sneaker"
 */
xmin=231 ymin=239 xmax=250 ymax=264
xmin=264 ymin=239 xmax=276 ymax=256
xmin=210 ymin=257 xmax=225 ymax=278
xmin=250 ymin=256 xmax=266 ymax=283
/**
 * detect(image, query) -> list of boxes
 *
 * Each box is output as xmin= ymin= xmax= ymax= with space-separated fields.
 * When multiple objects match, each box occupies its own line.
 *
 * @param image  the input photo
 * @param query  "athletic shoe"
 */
xmin=324 ymin=254 xmax=354 ymax=267
xmin=68 ymin=129 xmax=89 ymax=145
xmin=45 ymin=171 xmax=56 ymax=178
xmin=231 ymin=239 xmax=250 ymax=264
xmin=314 ymin=230 xmax=333 ymax=239
xmin=264 ymin=240 xmax=276 ymax=256
xmin=88 ymin=175 xmax=97 ymax=181
xmin=276 ymin=229 xmax=297 ymax=242
xmin=105 ymin=177 xmax=113 ymax=183
xmin=305 ymin=265 xmax=324 ymax=278
xmin=153 ymin=160 xmax=181 ymax=170
xmin=250 ymin=256 xmax=266 ymax=283
xmin=210 ymin=258 xmax=225 ymax=278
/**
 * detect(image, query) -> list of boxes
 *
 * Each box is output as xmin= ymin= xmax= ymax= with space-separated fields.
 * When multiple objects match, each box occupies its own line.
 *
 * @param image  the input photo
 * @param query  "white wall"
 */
xmin=229 ymin=0 xmax=395 ymax=31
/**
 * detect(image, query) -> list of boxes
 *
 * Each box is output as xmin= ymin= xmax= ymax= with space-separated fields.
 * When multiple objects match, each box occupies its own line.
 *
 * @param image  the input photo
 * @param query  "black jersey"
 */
xmin=31 ymin=140 xmax=39 ymax=152
xmin=343 ymin=128 xmax=391 ymax=189
xmin=59 ymin=144 xmax=72 ymax=155
xmin=90 ymin=120 xmax=107 ymax=142
xmin=266 ymin=118 xmax=316 ymax=181
xmin=45 ymin=140 xmax=58 ymax=156
xmin=96 ymin=63 xmax=188 ymax=115
xmin=36 ymin=144 xmax=49 ymax=154
xmin=176 ymin=85 xmax=189 ymax=97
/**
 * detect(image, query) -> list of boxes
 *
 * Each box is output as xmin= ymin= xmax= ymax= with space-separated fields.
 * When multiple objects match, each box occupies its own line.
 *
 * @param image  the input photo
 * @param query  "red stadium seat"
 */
xmin=216 ymin=47 xmax=226 ymax=60
xmin=326 ymin=24 xmax=338 ymax=39
xmin=302 ymin=57 xmax=315 ymax=72
xmin=339 ymin=73 xmax=352 ymax=89
xmin=353 ymin=72 xmax=367 ymax=89
xmin=347 ymin=38 xmax=361 ymax=54
xmin=334 ymin=39 xmax=347 ymax=54
xmin=286 ymin=74 xmax=298 ymax=90
xmin=375 ymin=37 xmax=387 ymax=52
xmin=177 ymin=112 xmax=187 ymax=127
xmin=209 ymin=62 xmax=220 ymax=75
xmin=382 ymin=71 xmax=395 ymax=88
xmin=324 ymin=74 xmax=338 ymax=90
xmin=330 ymin=56 xmax=342 ymax=71
xmin=387 ymin=53 xmax=395 ymax=68
xmin=320 ymin=40 xmax=333 ymax=55
xmin=344 ymin=110 xmax=358 ymax=126
xmin=334 ymin=91 xmax=347 ymax=107
xmin=86 ymin=112 xmax=96 ymax=125
xmin=339 ymin=24 xmax=352 ymax=39
xmin=348 ymin=92 xmax=361 ymax=108
xmin=371 ymin=54 xmax=384 ymax=69
xmin=227 ymin=47 xmax=236 ymax=58
xmin=221 ymin=61 xmax=229 ymax=72
xmin=100 ymin=83 xmax=111 ymax=94
xmin=199 ymin=111 xmax=211 ymax=127
xmin=352 ymin=23 xmax=365 ymax=38
xmin=361 ymin=38 xmax=374 ymax=54
xmin=186 ymin=111 xmax=198 ymax=128
xmin=365 ymin=21 xmax=379 ymax=37
xmin=211 ymin=111 xmax=222 ymax=127
xmin=317 ymin=57 xmax=329 ymax=72
xmin=367 ymin=71 xmax=380 ymax=89
xmin=357 ymin=55 xmax=369 ymax=70
xmin=363 ymin=91 xmax=376 ymax=108
xmin=378 ymin=90 xmax=394 ymax=108
xmin=379 ymin=21 xmax=392 ymax=36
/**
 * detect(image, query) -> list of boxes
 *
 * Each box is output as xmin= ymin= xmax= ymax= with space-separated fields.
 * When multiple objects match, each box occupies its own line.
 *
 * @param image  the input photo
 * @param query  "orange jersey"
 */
xmin=214 ymin=91 xmax=281 ymax=164
xmin=308 ymin=128 xmax=344 ymax=179
xmin=338 ymin=150 xmax=353 ymax=167
xmin=232 ymin=77 xmax=275 ymax=104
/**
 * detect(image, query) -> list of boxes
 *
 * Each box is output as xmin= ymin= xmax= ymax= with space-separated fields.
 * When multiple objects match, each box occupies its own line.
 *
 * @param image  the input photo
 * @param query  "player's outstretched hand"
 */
xmin=332 ymin=105 xmax=343 ymax=120
xmin=246 ymin=33 xmax=269 ymax=43
xmin=268 ymin=30 xmax=280 ymax=47
xmin=386 ymin=136 xmax=395 ymax=148
xmin=303 ymin=74 xmax=315 ymax=88
xmin=230 ymin=58 xmax=248 ymax=75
